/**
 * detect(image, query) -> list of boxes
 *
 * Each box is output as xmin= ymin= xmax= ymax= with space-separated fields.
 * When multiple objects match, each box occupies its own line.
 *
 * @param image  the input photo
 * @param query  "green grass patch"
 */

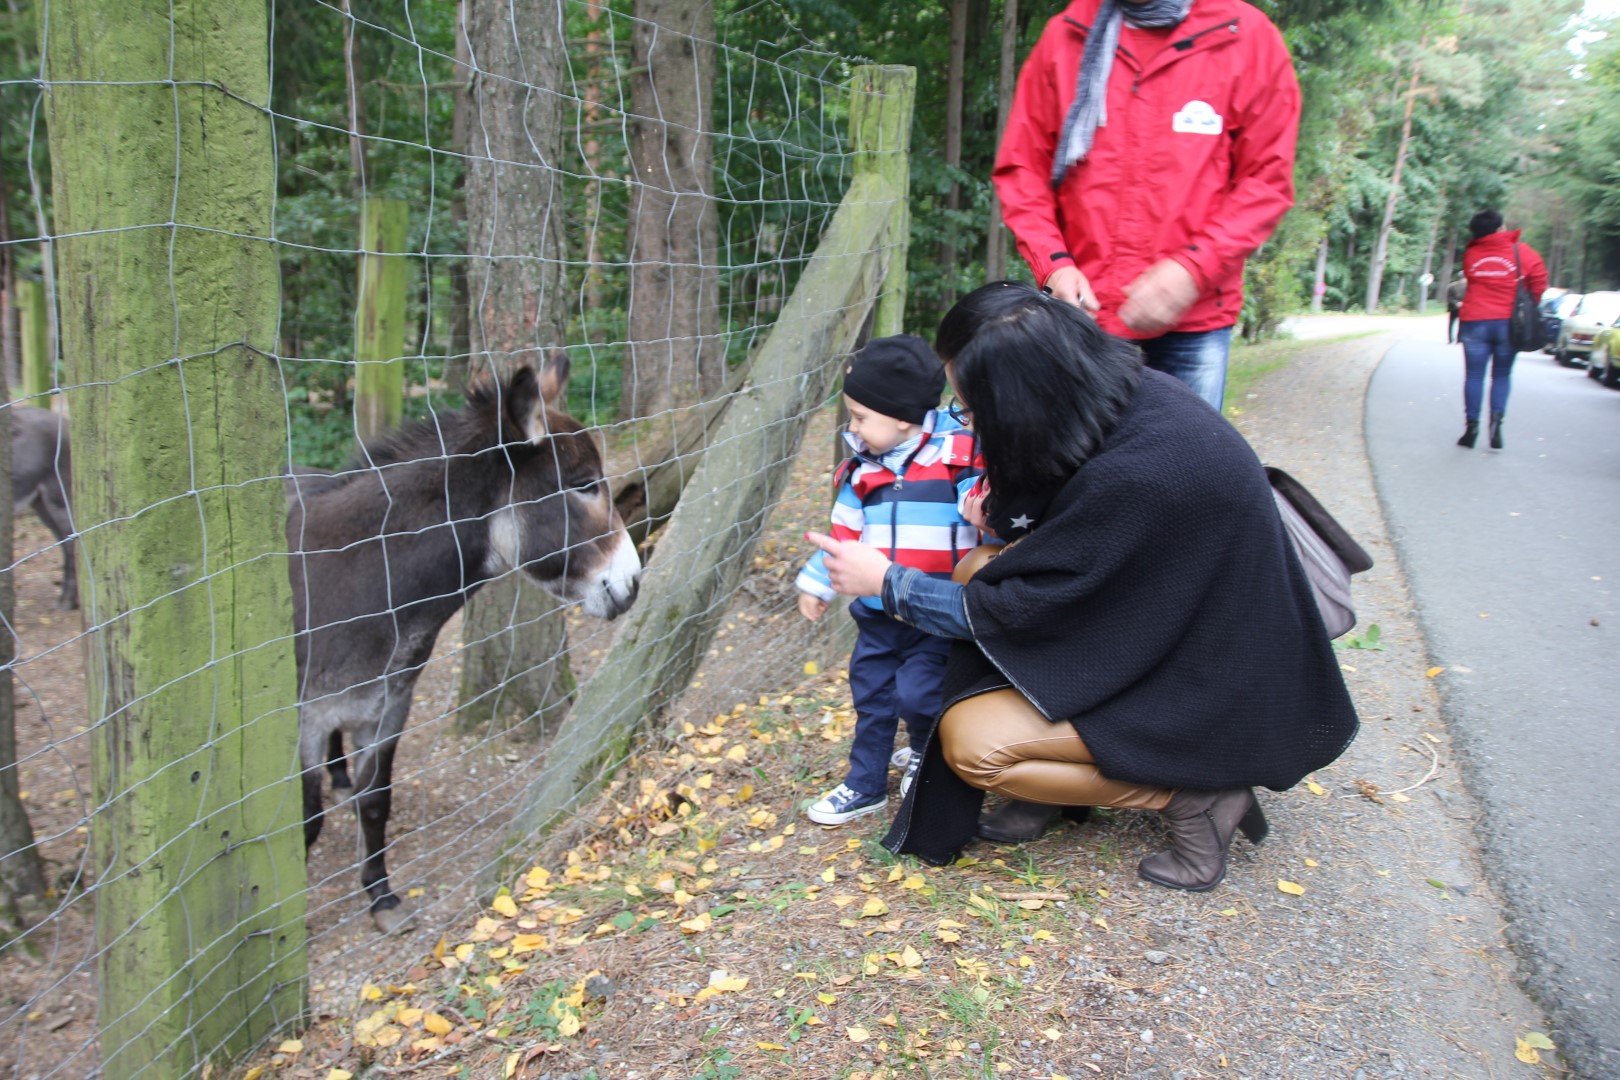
xmin=1224 ymin=331 xmax=1382 ymax=418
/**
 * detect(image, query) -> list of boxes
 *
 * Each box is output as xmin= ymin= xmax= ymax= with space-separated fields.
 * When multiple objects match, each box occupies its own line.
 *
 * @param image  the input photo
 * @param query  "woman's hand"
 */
xmin=805 ymin=532 xmax=892 ymax=598
xmin=961 ymin=483 xmax=991 ymax=531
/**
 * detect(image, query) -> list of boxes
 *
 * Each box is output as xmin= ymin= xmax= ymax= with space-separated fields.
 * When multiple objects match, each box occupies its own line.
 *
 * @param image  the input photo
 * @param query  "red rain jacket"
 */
xmin=1459 ymin=230 xmax=1547 ymax=322
xmin=993 ymin=0 xmax=1300 ymax=338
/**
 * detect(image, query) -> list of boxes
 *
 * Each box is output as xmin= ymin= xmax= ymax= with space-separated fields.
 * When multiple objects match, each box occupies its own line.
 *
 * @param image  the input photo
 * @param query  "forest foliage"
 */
xmin=0 ymin=0 xmax=1616 ymax=465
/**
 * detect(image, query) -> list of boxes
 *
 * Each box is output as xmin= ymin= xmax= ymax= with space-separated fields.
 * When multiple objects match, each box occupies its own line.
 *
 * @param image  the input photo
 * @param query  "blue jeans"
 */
xmin=1138 ymin=327 xmax=1232 ymax=411
xmin=844 ymin=605 xmax=951 ymax=796
xmin=1458 ymin=319 xmax=1516 ymax=420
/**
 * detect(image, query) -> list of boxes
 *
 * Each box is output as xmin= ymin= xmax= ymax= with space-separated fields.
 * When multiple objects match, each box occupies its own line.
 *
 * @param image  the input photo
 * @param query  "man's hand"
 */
xmin=797 ymin=592 xmax=829 ymax=622
xmin=1044 ymin=265 xmax=1100 ymax=315
xmin=804 ymin=532 xmax=892 ymax=598
xmin=1120 ymin=259 xmax=1199 ymax=335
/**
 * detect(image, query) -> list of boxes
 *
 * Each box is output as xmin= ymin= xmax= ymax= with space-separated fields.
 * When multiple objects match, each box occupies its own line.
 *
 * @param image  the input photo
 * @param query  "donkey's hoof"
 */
xmin=371 ymin=902 xmax=414 ymax=935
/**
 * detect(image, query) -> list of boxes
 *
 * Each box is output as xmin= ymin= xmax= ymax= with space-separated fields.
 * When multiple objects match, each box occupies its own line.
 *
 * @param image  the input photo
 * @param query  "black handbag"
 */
xmin=1508 ymin=244 xmax=1541 ymax=353
xmin=1266 ymin=467 xmax=1374 ymax=639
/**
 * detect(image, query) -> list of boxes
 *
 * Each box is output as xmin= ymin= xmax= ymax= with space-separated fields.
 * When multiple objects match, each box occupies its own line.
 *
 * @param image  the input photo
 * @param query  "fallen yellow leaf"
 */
xmin=817 ymin=992 xmax=837 ymax=1005
xmin=902 ymin=874 xmax=926 ymax=890
xmin=423 ymin=1013 xmax=452 ymax=1036
xmin=846 ymin=1026 xmax=870 ymax=1042
xmin=803 ymin=661 xmax=820 ymax=675
xmin=879 ymin=1012 xmax=899 ymax=1027
xmin=1277 ymin=879 xmax=1306 ymax=896
xmin=937 ymin=929 xmax=962 ymax=943
xmin=1521 ymin=1032 xmax=1556 ymax=1050
xmin=491 ymin=894 xmax=519 ymax=918
xmin=861 ymin=897 xmax=890 ymax=918
xmin=757 ymin=1042 xmax=788 ymax=1051
xmin=1304 ymin=858 xmax=1319 ymax=868
xmin=680 ymin=912 xmax=712 ymax=934
xmin=276 ymin=1039 xmax=303 ymax=1054
xmin=708 ymin=971 xmax=749 ymax=993
xmin=1305 ymin=780 xmax=1327 ymax=797
xmin=1389 ymin=792 xmax=1412 ymax=803
xmin=327 ymin=1071 xmax=354 ymax=1080
xmin=887 ymin=865 xmax=904 ymax=883
xmin=1041 ymin=1027 xmax=1063 ymax=1041
xmin=821 ymin=866 xmax=836 ymax=883
xmin=242 ymin=1069 xmax=265 ymax=1080
xmin=1515 ymin=1039 xmax=1541 ymax=1064
xmin=1426 ymin=666 xmax=1444 ymax=679
xmin=899 ymin=946 xmax=922 ymax=968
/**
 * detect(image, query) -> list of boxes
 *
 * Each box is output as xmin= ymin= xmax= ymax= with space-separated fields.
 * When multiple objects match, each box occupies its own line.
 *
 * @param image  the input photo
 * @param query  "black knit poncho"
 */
xmin=883 ymin=371 xmax=1360 ymax=864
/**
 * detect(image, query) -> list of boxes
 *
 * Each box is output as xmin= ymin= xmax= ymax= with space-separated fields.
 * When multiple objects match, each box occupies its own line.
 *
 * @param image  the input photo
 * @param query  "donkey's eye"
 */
xmin=569 ymin=478 xmax=603 ymax=495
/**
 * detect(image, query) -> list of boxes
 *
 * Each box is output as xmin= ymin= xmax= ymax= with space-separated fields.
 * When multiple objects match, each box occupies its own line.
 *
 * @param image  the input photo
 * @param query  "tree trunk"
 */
xmin=985 ymin=0 xmax=1018 ymax=281
xmin=1417 ymin=207 xmax=1441 ymax=313
xmin=44 ymin=0 xmax=307 ymax=1071
xmin=1437 ymin=217 xmax=1459 ymax=309
xmin=622 ymin=0 xmax=719 ymax=422
xmin=354 ymin=198 xmax=409 ymax=442
xmin=457 ymin=0 xmax=573 ymax=738
xmin=1364 ymin=51 xmax=1423 ymax=313
xmin=447 ymin=0 xmax=473 ymax=394
xmin=341 ymin=0 xmax=369 ymax=192
xmin=939 ymin=0 xmax=968 ymax=277
xmin=1311 ymin=235 xmax=1328 ymax=313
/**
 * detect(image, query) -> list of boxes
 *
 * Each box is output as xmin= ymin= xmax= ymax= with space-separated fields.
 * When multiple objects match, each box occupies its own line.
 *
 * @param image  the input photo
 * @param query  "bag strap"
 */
xmin=1264 ymin=466 xmax=1374 ymax=575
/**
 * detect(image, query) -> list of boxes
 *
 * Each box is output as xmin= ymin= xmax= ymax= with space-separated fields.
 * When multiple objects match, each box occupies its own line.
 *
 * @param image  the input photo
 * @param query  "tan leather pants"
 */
xmin=939 ymin=688 xmax=1173 ymax=810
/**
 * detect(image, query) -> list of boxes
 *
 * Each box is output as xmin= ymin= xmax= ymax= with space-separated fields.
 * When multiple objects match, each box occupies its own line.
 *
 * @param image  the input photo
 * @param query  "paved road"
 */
xmin=1366 ymin=332 xmax=1620 ymax=1076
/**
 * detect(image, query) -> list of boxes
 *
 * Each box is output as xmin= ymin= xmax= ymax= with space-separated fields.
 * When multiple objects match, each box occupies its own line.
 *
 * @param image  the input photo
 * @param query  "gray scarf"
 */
xmin=1051 ymin=0 xmax=1193 ymax=188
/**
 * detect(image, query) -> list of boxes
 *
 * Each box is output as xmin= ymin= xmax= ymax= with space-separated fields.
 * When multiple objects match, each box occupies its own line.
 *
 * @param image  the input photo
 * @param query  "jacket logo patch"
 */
xmin=1171 ymin=100 xmax=1224 ymax=136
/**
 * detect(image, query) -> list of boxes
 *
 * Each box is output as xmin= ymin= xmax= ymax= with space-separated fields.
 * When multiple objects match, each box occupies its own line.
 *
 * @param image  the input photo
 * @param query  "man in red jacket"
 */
xmin=993 ymin=0 xmax=1300 ymax=411
xmin=1456 ymin=208 xmax=1547 ymax=450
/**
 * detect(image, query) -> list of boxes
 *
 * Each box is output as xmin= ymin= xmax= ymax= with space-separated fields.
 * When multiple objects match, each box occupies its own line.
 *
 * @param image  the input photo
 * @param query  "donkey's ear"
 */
xmin=537 ymin=348 xmax=571 ymax=408
xmin=503 ymin=365 xmax=547 ymax=443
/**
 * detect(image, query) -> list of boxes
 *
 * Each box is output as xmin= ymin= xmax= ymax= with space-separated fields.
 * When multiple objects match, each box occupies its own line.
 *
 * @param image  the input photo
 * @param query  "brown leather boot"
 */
xmin=1137 ymin=788 xmax=1267 ymax=892
xmin=977 ymin=800 xmax=1090 ymax=844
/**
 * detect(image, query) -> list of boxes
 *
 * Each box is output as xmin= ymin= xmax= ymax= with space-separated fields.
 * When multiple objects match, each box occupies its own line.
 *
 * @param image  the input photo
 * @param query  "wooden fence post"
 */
xmin=851 ymin=65 xmax=915 ymax=338
xmin=17 ymin=278 xmax=49 ymax=399
xmin=482 ymin=66 xmax=918 ymax=891
xmin=354 ymin=198 xmax=409 ymax=442
xmin=43 ymin=0 xmax=308 ymax=1074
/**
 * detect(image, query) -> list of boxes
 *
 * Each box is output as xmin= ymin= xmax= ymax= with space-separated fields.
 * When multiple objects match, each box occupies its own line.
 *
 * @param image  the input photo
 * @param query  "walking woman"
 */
xmin=1457 ymin=209 xmax=1547 ymax=450
xmin=807 ymin=282 xmax=1359 ymax=890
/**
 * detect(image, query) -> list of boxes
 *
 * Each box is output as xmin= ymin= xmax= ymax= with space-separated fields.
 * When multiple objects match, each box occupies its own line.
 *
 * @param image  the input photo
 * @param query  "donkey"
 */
xmin=10 ymin=406 xmax=77 ymax=610
xmin=288 ymin=357 xmax=640 ymax=932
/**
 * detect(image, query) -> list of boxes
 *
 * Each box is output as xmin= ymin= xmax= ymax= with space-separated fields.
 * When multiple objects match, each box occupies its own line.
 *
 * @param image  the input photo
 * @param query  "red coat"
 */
xmin=1459 ymin=230 xmax=1547 ymax=321
xmin=993 ymin=0 xmax=1300 ymax=338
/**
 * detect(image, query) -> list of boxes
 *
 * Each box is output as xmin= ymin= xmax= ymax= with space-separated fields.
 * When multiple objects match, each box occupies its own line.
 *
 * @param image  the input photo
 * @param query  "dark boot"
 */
xmin=1137 ymin=788 xmax=1268 ymax=892
xmin=977 ymin=799 xmax=1090 ymax=844
xmin=1457 ymin=420 xmax=1479 ymax=449
xmin=1489 ymin=412 xmax=1504 ymax=449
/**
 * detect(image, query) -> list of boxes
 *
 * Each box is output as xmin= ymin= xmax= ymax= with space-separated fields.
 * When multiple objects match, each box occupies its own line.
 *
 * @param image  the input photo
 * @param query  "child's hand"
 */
xmin=798 ymin=592 xmax=829 ymax=622
xmin=962 ymin=481 xmax=991 ymax=531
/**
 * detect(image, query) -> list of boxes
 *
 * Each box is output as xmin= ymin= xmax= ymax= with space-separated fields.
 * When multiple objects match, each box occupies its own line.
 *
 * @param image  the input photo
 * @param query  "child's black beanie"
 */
xmin=840 ymin=334 xmax=945 ymax=424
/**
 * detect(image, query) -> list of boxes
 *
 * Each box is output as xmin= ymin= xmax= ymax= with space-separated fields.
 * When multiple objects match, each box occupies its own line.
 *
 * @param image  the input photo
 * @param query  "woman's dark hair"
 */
xmin=1469 ymin=209 xmax=1503 ymax=240
xmin=935 ymin=281 xmax=1141 ymax=509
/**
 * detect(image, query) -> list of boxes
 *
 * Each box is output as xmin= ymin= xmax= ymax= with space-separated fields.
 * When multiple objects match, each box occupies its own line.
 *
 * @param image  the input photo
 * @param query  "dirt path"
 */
xmin=238 ymin=329 xmax=1561 ymax=1080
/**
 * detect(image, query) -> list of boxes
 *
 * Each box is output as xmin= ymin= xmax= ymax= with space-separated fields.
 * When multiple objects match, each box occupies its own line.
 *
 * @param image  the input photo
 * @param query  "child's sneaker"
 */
xmin=889 ymin=747 xmax=915 ymax=769
xmin=899 ymin=754 xmax=922 ymax=798
xmin=806 ymin=784 xmax=888 ymax=825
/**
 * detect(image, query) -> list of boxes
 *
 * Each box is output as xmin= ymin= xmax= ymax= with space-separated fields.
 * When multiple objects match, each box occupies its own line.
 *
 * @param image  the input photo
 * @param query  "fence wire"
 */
xmin=0 ymin=1 xmax=902 ymax=1074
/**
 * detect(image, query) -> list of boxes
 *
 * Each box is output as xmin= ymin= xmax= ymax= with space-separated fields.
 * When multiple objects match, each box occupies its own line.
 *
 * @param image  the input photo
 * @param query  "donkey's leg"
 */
xmin=299 ymin=713 xmax=329 ymax=851
xmin=325 ymin=730 xmax=352 ymax=791
xmin=352 ymin=735 xmax=409 ymax=933
xmin=29 ymin=486 xmax=77 ymax=610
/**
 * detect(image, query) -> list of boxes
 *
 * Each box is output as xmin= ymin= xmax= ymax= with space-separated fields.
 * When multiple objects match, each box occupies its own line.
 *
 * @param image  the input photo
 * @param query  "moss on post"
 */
xmin=354 ymin=198 xmax=409 ymax=442
xmin=43 ymin=0 xmax=307 ymax=1074
xmin=849 ymin=65 xmax=916 ymax=337
xmin=16 ymin=279 xmax=50 ymax=400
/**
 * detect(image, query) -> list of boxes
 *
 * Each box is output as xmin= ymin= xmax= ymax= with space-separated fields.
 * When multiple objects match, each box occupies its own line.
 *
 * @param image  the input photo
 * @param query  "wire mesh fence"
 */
xmin=0 ymin=1 xmax=911 ymax=1074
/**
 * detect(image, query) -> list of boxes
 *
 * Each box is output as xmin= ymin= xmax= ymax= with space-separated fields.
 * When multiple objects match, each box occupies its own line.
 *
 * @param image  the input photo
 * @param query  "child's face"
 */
xmin=843 ymin=395 xmax=914 ymax=455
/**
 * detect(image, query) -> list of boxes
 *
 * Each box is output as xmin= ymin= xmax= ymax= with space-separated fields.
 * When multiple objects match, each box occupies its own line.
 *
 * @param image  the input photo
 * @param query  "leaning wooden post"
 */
xmin=43 ymin=0 xmax=308 ymax=1075
xmin=17 ymin=278 xmax=49 ymax=400
xmin=354 ymin=197 xmax=409 ymax=442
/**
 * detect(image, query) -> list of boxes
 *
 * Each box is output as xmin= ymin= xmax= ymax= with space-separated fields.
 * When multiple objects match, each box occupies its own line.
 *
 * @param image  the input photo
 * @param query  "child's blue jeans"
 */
xmin=844 ymin=605 xmax=951 ymax=797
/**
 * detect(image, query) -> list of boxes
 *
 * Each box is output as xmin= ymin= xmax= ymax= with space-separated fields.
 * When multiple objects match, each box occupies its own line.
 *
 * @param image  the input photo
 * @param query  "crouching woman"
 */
xmin=807 ymin=281 xmax=1359 ymax=890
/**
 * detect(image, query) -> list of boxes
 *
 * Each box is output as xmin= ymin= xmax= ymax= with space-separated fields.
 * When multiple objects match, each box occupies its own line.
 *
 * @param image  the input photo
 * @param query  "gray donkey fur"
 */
xmin=11 ymin=405 xmax=77 ymax=609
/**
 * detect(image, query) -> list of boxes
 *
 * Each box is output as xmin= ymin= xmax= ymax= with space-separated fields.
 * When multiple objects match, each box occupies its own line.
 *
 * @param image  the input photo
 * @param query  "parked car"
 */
xmin=1553 ymin=291 xmax=1620 ymax=366
xmin=1541 ymin=290 xmax=1581 ymax=353
xmin=1586 ymin=323 xmax=1620 ymax=387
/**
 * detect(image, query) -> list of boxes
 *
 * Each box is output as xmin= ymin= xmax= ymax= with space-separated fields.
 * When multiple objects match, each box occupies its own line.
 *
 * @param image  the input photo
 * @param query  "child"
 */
xmin=796 ymin=335 xmax=981 ymax=825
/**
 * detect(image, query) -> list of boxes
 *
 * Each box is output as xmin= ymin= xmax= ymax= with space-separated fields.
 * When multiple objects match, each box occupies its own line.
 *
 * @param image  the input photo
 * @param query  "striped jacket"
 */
xmin=797 ymin=412 xmax=982 ymax=611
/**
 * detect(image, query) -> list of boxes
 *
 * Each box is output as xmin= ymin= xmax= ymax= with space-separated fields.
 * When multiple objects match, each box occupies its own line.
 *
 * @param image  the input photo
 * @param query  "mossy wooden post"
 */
xmin=17 ymin=279 xmax=50 ymax=399
xmin=355 ymin=198 xmax=409 ymax=442
xmin=483 ymin=67 xmax=916 ymax=890
xmin=851 ymin=65 xmax=915 ymax=339
xmin=826 ymin=65 xmax=916 ymax=654
xmin=43 ymin=0 xmax=308 ymax=1075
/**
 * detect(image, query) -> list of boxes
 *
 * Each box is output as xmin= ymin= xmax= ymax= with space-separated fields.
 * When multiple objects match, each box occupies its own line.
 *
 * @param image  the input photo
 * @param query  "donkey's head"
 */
xmin=467 ymin=356 xmax=640 ymax=619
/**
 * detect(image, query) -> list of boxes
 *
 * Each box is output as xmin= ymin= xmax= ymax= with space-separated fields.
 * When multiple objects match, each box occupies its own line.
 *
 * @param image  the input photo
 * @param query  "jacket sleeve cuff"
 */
xmin=1168 ymin=247 xmax=1217 ymax=294
xmin=795 ymin=565 xmax=836 ymax=603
